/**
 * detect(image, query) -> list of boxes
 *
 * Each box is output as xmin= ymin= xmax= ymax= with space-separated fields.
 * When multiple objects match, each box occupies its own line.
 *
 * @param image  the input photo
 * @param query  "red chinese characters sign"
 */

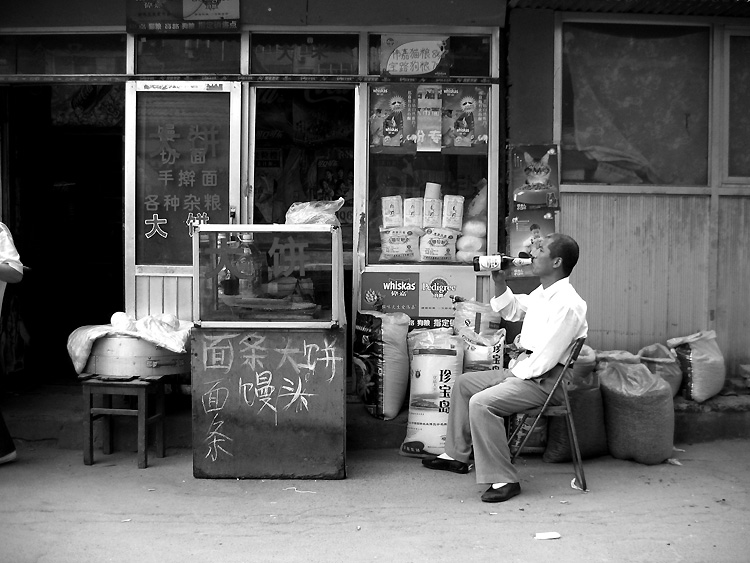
xmin=136 ymin=90 xmax=231 ymax=265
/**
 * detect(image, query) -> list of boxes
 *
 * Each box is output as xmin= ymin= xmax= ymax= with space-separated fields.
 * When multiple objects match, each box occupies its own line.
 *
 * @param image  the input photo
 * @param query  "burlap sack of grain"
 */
xmin=638 ymin=343 xmax=683 ymax=398
xmin=599 ymin=361 xmax=674 ymax=465
xmin=353 ymin=311 xmax=411 ymax=420
xmin=543 ymin=379 xmax=609 ymax=463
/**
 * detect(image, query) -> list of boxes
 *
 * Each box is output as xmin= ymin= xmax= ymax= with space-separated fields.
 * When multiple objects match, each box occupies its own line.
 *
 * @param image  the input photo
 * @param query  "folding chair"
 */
xmin=508 ymin=337 xmax=588 ymax=491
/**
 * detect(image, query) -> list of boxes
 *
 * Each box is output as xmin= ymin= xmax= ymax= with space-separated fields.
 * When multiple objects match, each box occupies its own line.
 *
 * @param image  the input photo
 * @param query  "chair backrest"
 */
xmin=565 ymin=337 xmax=587 ymax=367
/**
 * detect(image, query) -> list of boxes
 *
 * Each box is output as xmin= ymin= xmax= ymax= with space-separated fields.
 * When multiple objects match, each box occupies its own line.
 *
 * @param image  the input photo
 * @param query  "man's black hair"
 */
xmin=547 ymin=233 xmax=579 ymax=277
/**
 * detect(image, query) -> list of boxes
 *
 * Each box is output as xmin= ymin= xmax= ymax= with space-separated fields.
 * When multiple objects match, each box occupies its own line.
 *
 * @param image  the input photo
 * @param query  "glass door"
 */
xmin=248 ymin=86 xmax=356 ymax=257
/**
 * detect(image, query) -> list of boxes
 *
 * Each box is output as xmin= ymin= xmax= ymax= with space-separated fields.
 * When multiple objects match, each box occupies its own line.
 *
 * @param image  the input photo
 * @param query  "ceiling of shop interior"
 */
xmin=508 ymin=0 xmax=750 ymax=18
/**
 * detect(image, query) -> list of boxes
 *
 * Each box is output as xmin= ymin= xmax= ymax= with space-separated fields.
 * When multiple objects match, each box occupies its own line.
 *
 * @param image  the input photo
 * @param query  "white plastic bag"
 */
xmin=666 ymin=330 xmax=726 ymax=403
xmin=285 ymin=198 xmax=344 ymax=225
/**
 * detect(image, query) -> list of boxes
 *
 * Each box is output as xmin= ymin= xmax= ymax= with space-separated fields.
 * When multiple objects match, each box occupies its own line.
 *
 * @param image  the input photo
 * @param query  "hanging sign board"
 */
xmin=127 ymin=0 xmax=240 ymax=33
xmin=380 ymin=35 xmax=450 ymax=78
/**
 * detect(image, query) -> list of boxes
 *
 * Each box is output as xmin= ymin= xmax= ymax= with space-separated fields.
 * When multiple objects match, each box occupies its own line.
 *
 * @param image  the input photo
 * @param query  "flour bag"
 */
xmin=400 ymin=328 xmax=464 ymax=457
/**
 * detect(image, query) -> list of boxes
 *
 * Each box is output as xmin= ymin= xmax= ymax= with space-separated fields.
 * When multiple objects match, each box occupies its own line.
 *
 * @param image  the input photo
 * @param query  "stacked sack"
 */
xmin=353 ymin=311 xmax=411 ymax=420
xmin=542 ymin=344 xmax=609 ymax=463
xmin=400 ymin=328 xmax=464 ymax=457
xmin=453 ymin=299 xmax=505 ymax=372
xmin=596 ymin=350 xmax=675 ymax=465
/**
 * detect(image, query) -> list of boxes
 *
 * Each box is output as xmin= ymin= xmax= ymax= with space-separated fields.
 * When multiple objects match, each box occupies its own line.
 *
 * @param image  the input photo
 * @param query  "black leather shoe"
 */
xmin=481 ymin=482 xmax=521 ymax=503
xmin=421 ymin=455 xmax=469 ymax=474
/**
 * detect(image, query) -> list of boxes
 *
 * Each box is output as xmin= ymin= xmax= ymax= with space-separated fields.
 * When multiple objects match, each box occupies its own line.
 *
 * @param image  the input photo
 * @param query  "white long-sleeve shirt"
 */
xmin=0 ymin=222 xmax=24 ymax=309
xmin=489 ymin=278 xmax=587 ymax=380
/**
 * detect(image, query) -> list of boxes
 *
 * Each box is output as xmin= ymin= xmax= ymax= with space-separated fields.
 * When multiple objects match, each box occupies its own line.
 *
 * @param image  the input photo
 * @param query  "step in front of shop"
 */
xmin=2 ymin=387 xmax=750 ymax=452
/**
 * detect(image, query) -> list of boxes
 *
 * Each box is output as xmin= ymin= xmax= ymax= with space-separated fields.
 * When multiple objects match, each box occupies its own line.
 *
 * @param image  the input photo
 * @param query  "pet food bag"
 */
xmin=379 ymin=226 xmax=422 ymax=262
xmin=453 ymin=299 xmax=504 ymax=336
xmin=353 ymin=311 xmax=411 ymax=420
xmin=666 ymin=330 xmax=726 ymax=403
xmin=599 ymin=361 xmax=674 ymax=465
xmin=400 ymin=329 xmax=464 ymax=458
xmin=458 ymin=327 xmax=505 ymax=372
xmin=508 ymin=414 xmax=548 ymax=455
xmin=638 ymin=342 xmax=683 ymax=397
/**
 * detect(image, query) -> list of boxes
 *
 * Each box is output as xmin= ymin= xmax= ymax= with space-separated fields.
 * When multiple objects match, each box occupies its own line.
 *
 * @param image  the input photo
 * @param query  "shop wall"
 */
xmin=507 ymin=9 xmax=555 ymax=144
xmin=1 ymin=1 xmax=506 ymax=29
xmin=506 ymin=8 xmax=725 ymax=370
xmin=717 ymin=197 xmax=750 ymax=374
xmin=559 ymin=193 xmax=711 ymax=353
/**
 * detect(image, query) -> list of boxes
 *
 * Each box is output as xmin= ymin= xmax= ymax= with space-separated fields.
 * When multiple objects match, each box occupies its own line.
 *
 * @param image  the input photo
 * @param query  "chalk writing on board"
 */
xmin=198 ymin=331 xmax=343 ymax=461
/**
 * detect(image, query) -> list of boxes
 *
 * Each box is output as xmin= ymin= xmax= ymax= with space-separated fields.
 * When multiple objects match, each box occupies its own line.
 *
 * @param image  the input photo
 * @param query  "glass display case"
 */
xmin=192 ymin=223 xmax=344 ymax=328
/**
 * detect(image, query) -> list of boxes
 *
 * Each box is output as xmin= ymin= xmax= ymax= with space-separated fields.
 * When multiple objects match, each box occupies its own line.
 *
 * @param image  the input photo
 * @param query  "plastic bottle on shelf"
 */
xmin=237 ymin=233 xmax=267 ymax=298
xmin=217 ymin=232 xmax=239 ymax=296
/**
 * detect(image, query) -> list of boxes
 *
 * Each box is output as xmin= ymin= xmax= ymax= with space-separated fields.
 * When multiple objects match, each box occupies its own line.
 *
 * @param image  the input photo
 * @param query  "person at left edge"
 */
xmin=0 ymin=221 xmax=24 ymax=466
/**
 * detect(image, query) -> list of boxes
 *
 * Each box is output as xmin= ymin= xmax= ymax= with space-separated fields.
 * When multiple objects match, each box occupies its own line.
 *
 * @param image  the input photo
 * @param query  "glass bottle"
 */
xmin=237 ymin=233 xmax=267 ymax=298
xmin=217 ymin=232 xmax=239 ymax=296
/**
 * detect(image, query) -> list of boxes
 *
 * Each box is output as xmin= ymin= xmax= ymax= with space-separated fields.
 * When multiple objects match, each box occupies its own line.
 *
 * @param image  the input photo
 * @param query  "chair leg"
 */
xmin=562 ymin=389 xmax=587 ymax=491
xmin=508 ymin=414 xmax=529 ymax=463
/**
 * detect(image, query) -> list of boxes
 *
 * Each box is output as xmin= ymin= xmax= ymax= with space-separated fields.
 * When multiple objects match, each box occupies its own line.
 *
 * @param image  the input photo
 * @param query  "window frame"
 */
xmin=554 ymin=13 xmax=722 ymax=197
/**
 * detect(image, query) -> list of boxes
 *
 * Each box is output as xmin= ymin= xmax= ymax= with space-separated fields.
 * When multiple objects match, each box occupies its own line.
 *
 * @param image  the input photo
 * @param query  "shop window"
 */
xmin=561 ymin=23 xmax=709 ymax=186
xmin=250 ymin=34 xmax=359 ymax=75
xmin=729 ymin=35 xmax=750 ymax=178
xmin=136 ymin=35 xmax=240 ymax=74
xmin=368 ymin=35 xmax=491 ymax=77
xmin=251 ymin=87 xmax=355 ymax=251
xmin=6 ymin=34 xmax=126 ymax=75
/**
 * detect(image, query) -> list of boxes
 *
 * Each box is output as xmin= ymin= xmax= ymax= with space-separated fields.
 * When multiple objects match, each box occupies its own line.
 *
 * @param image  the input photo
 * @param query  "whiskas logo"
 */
xmin=423 ymin=277 xmax=455 ymax=298
xmin=373 ymin=87 xmax=389 ymax=95
xmin=382 ymin=279 xmax=416 ymax=291
xmin=444 ymin=87 xmax=460 ymax=96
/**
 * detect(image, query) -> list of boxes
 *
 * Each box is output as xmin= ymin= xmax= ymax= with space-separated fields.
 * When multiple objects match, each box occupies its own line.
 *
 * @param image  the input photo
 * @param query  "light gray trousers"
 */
xmin=444 ymin=366 xmax=564 ymax=484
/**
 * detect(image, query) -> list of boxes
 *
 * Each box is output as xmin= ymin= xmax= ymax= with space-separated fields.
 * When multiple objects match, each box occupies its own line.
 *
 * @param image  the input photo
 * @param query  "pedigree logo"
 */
xmin=423 ymin=277 xmax=456 ymax=298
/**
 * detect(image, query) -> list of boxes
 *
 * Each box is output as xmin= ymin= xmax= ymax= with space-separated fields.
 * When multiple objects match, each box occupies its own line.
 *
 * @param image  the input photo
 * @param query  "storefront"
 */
xmin=1 ymin=0 xmax=749 ymax=391
xmin=0 ymin=1 xmax=506 ymax=386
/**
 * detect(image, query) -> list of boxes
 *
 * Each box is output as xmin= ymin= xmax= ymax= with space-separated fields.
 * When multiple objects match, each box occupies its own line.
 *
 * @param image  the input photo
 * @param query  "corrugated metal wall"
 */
xmin=717 ymin=196 xmax=750 ymax=374
xmin=560 ymin=193 xmax=711 ymax=353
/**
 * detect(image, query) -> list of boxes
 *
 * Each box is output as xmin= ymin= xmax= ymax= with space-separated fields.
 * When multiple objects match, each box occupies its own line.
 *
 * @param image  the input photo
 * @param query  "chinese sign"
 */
xmin=127 ymin=0 xmax=240 ymax=33
xmin=136 ymin=91 xmax=231 ymax=265
xmin=380 ymin=35 xmax=450 ymax=78
xmin=191 ymin=328 xmax=346 ymax=479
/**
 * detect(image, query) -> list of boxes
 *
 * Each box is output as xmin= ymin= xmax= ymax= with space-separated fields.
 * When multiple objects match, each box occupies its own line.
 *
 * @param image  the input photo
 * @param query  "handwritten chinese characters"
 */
xmin=196 ymin=330 xmax=343 ymax=463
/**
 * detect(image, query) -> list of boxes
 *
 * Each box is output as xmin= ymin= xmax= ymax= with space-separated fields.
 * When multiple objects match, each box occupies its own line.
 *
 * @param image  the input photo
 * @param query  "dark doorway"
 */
xmin=3 ymin=84 xmax=125 ymax=385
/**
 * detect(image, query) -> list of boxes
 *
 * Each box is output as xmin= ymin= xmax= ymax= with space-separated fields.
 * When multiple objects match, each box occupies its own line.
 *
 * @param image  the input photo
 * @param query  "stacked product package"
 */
xmin=379 ymin=180 xmax=488 ymax=263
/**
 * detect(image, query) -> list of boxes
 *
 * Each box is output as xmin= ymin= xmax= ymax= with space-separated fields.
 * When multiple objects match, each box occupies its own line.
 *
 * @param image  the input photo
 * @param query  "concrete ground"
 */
xmin=1 ymin=439 xmax=748 ymax=563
